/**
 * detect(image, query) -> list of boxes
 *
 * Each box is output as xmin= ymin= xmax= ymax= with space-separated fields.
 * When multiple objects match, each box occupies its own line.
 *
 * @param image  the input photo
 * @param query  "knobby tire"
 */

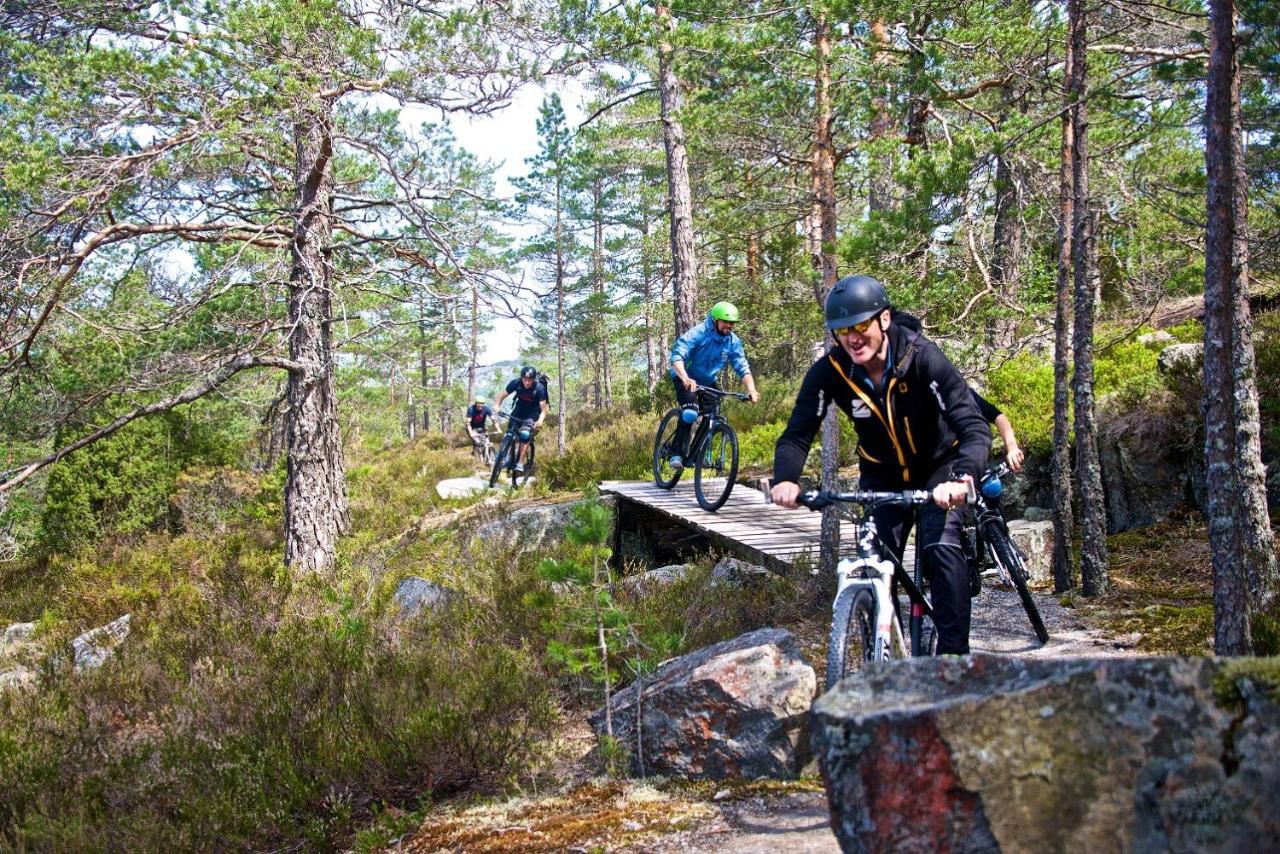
xmin=652 ymin=408 xmax=685 ymax=489
xmin=489 ymin=435 xmax=512 ymax=489
xmin=826 ymin=587 xmax=876 ymax=692
xmin=984 ymin=521 xmax=1050 ymax=644
xmin=694 ymin=422 xmax=739 ymax=511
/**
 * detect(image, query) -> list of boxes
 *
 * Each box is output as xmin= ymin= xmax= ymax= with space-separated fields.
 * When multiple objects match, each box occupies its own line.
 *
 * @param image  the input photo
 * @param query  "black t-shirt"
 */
xmin=970 ymin=389 xmax=1002 ymax=425
xmin=465 ymin=404 xmax=492 ymax=430
xmin=505 ymin=378 xmax=548 ymax=420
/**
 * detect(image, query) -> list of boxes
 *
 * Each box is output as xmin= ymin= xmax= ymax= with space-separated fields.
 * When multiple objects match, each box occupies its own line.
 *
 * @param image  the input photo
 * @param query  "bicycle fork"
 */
xmin=835 ymin=557 xmax=908 ymax=662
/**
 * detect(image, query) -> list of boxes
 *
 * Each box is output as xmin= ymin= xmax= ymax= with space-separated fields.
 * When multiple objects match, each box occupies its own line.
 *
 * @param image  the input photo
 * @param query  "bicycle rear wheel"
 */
xmin=489 ymin=435 xmax=512 ymax=488
xmin=652 ymin=408 xmax=685 ymax=489
xmin=826 ymin=587 xmax=876 ymax=692
xmin=984 ymin=520 xmax=1050 ymax=644
xmin=693 ymin=422 xmax=738 ymax=511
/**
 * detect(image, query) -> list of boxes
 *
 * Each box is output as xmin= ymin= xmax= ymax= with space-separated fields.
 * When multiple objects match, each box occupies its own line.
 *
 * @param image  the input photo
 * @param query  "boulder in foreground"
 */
xmin=811 ymin=654 xmax=1280 ymax=852
xmin=590 ymin=628 xmax=816 ymax=780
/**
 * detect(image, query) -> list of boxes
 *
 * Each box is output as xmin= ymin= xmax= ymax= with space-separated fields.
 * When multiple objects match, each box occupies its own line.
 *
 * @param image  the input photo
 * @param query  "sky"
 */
xmin=445 ymin=81 xmax=586 ymax=365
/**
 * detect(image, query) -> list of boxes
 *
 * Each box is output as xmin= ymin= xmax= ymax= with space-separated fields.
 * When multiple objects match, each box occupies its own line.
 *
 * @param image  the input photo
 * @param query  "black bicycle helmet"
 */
xmin=520 ymin=365 xmax=537 ymax=379
xmin=824 ymin=274 xmax=890 ymax=331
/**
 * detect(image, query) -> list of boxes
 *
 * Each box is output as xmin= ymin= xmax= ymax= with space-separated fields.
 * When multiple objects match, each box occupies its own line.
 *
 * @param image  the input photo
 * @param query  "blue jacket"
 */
xmin=669 ymin=313 xmax=752 ymax=385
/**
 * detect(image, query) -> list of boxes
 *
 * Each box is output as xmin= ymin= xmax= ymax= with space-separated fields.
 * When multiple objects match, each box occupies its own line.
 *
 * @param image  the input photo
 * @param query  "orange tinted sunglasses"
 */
xmin=833 ymin=317 xmax=877 ymax=336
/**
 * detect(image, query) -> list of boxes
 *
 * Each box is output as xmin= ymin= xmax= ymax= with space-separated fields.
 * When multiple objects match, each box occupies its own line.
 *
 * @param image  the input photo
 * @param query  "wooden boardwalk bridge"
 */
xmin=600 ymin=480 xmax=916 ymax=571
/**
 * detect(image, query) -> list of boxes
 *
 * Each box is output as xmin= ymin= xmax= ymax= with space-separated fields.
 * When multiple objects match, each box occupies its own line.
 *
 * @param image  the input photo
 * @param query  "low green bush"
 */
xmin=0 ymin=542 xmax=557 ymax=851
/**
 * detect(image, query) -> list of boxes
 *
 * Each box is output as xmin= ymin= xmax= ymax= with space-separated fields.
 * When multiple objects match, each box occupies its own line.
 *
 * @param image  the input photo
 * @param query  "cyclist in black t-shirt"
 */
xmin=494 ymin=365 xmax=549 ymax=474
xmin=464 ymin=395 xmax=494 ymax=450
xmin=970 ymin=388 xmax=1024 ymax=472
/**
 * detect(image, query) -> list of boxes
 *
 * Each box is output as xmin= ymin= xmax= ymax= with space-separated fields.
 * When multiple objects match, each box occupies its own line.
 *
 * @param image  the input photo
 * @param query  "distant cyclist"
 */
xmin=668 ymin=302 xmax=760 ymax=468
xmin=464 ymin=394 xmax=494 ymax=451
xmin=494 ymin=365 xmax=549 ymax=474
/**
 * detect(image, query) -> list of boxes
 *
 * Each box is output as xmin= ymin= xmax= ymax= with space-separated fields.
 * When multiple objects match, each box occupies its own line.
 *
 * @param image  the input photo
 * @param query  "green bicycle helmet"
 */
xmin=474 ymin=395 xmax=486 ymax=404
xmin=709 ymin=301 xmax=740 ymax=323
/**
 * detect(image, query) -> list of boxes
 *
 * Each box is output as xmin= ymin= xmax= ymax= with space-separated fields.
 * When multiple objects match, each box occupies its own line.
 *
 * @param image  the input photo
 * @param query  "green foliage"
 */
xmin=1213 ymin=657 xmax=1280 ymax=710
xmin=38 ymin=404 xmax=249 ymax=555
xmin=0 ymin=533 xmax=556 ymax=851
xmin=541 ymin=412 xmax=655 ymax=489
xmin=738 ymin=420 xmax=786 ymax=469
xmin=1252 ymin=311 xmax=1280 ymax=450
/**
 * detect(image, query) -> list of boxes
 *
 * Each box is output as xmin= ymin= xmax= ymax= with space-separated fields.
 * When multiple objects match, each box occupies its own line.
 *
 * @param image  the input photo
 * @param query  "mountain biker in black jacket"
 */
xmin=770 ymin=274 xmax=991 ymax=654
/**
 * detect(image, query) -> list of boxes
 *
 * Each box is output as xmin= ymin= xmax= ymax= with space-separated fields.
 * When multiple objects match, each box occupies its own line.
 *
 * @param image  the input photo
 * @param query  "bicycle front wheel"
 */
xmin=489 ymin=435 xmax=512 ymax=488
xmin=512 ymin=441 xmax=534 ymax=488
xmin=826 ymin=587 xmax=876 ymax=692
xmin=652 ymin=408 xmax=685 ymax=489
xmin=693 ymin=422 xmax=739 ymax=511
xmin=984 ymin=521 xmax=1050 ymax=645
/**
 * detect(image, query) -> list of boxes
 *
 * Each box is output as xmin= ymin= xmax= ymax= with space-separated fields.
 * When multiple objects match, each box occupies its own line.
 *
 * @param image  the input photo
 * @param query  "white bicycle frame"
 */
xmin=835 ymin=552 xmax=910 ymax=662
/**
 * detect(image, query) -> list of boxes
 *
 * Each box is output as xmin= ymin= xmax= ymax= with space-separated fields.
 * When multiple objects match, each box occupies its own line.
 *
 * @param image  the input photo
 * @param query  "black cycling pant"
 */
xmin=670 ymin=376 xmax=718 ymax=456
xmin=869 ymin=490 xmax=971 ymax=655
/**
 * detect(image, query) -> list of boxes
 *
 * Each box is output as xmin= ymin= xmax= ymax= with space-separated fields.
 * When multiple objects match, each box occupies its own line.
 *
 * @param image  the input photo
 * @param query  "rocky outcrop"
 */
xmin=471 ymin=495 xmax=617 ymax=554
xmin=710 ymin=556 xmax=770 ymax=587
xmin=1097 ymin=401 xmax=1196 ymax=533
xmin=1157 ymin=341 xmax=1204 ymax=379
xmin=2 ymin=622 xmax=35 ymax=649
xmin=393 ymin=577 xmax=455 ymax=619
xmin=71 ymin=614 xmax=131 ymax=672
xmin=811 ymin=654 xmax=1280 ymax=853
xmin=620 ymin=564 xmax=688 ymax=594
xmin=590 ymin=628 xmax=816 ymax=780
xmin=1004 ymin=519 xmax=1053 ymax=585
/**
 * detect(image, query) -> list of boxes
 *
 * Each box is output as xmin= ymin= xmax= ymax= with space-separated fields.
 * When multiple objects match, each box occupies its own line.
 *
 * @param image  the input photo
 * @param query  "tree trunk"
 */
xmin=594 ymin=177 xmax=612 ymax=407
xmin=1204 ymin=0 xmax=1277 ymax=654
xmin=1052 ymin=24 xmax=1076 ymax=595
xmin=1068 ymin=0 xmax=1108 ymax=596
xmin=656 ymin=0 xmax=700 ymax=333
xmin=640 ymin=210 xmax=659 ymax=394
xmin=868 ymin=18 xmax=895 ymax=215
xmin=811 ymin=10 xmax=842 ymax=579
xmin=284 ymin=100 xmax=349 ymax=575
xmin=991 ymin=86 xmax=1024 ymax=349
xmin=468 ymin=282 xmax=479 ymax=404
xmin=439 ymin=299 xmax=453 ymax=435
xmin=555 ymin=173 xmax=567 ymax=453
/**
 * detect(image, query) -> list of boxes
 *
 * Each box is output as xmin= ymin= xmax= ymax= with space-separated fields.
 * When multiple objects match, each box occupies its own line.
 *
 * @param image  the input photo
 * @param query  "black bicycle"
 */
xmin=965 ymin=462 xmax=1049 ymax=645
xmin=764 ymin=481 xmax=942 ymax=691
xmin=652 ymin=386 xmax=748 ymax=511
xmin=489 ymin=412 xmax=536 ymax=489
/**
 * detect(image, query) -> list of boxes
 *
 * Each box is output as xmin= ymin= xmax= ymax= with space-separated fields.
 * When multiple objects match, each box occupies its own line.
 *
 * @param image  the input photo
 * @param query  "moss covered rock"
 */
xmin=811 ymin=654 xmax=1280 ymax=852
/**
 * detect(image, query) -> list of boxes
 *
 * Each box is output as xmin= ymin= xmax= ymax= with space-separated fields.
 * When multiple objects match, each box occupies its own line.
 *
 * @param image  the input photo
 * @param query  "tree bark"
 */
xmin=1068 ymin=0 xmax=1108 ymax=596
xmin=868 ymin=18 xmax=895 ymax=215
xmin=1204 ymin=0 xmax=1277 ymax=654
xmin=593 ymin=176 xmax=612 ymax=407
xmin=1052 ymin=24 xmax=1076 ymax=595
xmin=468 ymin=281 xmax=479 ymax=404
xmin=811 ymin=10 xmax=842 ymax=579
xmin=284 ymin=100 xmax=349 ymax=575
xmin=555 ymin=170 xmax=567 ymax=453
xmin=991 ymin=86 xmax=1024 ymax=349
xmin=656 ymin=0 xmax=700 ymax=333
xmin=640 ymin=209 xmax=659 ymax=394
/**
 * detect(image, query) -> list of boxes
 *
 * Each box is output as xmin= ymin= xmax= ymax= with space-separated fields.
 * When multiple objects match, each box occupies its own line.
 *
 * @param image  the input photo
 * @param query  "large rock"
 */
xmin=3 ymin=622 xmax=35 ymax=649
xmin=1157 ymin=342 xmax=1204 ymax=379
xmin=620 ymin=564 xmax=688 ymax=594
xmin=71 ymin=614 xmax=131 ymax=672
xmin=393 ymin=577 xmax=455 ymax=619
xmin=1004 ymin=519 xmax=1053 ymax=585
xmin=811 ymin=654 xmax=1280 ymax=853
xmin=1097 ymin=399 xmax=1196 ymax=533
xmin=710 ymin=556 xmax=770 ymax=586
xmin=434 ymin=476 xmax=492 ymax=499
xmin=471 ymin=495 xmax=616 ymax=554
xmin=590 ymin=628 xmax=816 ymax=780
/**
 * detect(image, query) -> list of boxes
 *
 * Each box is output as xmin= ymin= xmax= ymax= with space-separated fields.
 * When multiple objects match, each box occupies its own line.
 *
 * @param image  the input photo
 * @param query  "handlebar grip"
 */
xmin=761 ymin=478 xmax=773 ymax=505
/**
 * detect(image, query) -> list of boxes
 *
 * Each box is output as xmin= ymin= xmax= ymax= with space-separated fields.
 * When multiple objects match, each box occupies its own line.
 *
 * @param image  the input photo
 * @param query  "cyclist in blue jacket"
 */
xmin=668 ymin=302 xmax=760 ymax=468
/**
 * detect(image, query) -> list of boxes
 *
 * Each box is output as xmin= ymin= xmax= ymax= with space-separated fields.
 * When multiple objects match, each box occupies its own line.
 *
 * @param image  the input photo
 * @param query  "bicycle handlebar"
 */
xmin=760 ymin=477 xmax=976 ymax=510
xmin=693 ymin=385 xmax=750 ymax=401
xmin=983 ymin=461 xmax=1013 ymax=481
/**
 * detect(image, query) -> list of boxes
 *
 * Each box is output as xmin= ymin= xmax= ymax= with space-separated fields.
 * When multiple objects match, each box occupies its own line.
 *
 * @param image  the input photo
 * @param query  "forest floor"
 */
xmin=378 ymin=582 xmax=1138 ymax=853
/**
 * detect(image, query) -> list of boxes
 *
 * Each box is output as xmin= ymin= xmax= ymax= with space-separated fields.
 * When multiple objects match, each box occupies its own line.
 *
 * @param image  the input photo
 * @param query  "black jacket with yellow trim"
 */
xmin=772 ymin=313 xmax=991 ymax=488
